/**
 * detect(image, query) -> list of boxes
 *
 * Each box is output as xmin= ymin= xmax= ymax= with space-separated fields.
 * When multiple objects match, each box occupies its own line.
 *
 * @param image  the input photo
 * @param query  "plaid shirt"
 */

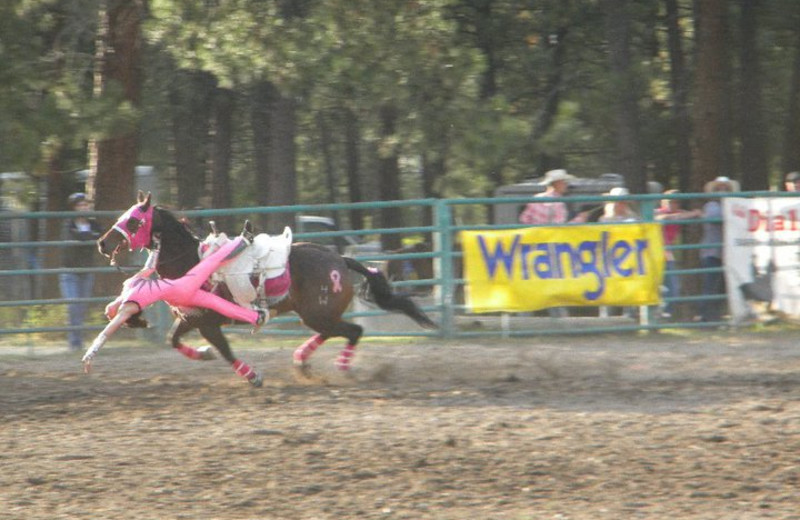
xmin=518 ymin=192 xmax=569 ymax=224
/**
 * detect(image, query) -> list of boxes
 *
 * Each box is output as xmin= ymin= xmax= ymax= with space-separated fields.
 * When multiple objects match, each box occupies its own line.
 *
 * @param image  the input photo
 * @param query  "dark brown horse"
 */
xmin=96 ymin=194 xmax=437 ymax=386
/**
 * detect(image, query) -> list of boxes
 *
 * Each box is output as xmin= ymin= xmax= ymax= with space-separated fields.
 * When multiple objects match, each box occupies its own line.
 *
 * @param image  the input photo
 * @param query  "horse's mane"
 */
xmin=155 ymin=206 xmax=201 ymax=243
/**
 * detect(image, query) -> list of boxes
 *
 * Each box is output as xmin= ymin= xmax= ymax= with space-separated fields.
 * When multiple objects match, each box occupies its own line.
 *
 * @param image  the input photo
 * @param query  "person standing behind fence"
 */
xmin=784 ymin=171 xmax=800 ymax=192
xmin=598 ymin=187 xmax=638 ymax=222
xmin=597 ymin=188 xmax=639 ymax=318
xmin=519 ymin=169 xmax=592 ymax=225
xmin=696 ymin=177 xmax=738 ymax=323
xmin=519 ymin=169 xmax=591 ymax=317
xmin=655 ymin=190 xmax=702 ymax=319
xmin=60 ymin=193 xmax=102 ymax=351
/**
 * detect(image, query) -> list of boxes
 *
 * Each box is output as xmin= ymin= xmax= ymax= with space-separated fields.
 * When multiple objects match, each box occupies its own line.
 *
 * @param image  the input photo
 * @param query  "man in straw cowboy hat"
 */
xmin=518 ymin=169 xmax=592 ymax=225
xmin=518 ymin=169 xmax=592 ymax=318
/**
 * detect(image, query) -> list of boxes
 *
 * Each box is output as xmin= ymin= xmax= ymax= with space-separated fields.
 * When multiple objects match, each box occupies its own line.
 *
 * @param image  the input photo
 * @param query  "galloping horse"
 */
xmin=95 ymin=193 xmax=437 ymax=386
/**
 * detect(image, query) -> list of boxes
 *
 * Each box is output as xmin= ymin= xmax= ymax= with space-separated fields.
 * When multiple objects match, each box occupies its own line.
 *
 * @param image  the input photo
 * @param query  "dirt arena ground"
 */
xmin=1 ymin=330 xmax=799 ymax=520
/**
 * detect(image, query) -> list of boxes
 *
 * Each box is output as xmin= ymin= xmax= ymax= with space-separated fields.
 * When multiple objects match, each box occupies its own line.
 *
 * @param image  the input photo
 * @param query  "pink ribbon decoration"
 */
xmin=329 ymin=270 xmax=343 ymax=293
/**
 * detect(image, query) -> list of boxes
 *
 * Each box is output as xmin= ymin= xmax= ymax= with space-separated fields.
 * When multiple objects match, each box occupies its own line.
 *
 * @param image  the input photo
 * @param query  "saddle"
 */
xmin=199 ymin=227 xmax=293 ymax=309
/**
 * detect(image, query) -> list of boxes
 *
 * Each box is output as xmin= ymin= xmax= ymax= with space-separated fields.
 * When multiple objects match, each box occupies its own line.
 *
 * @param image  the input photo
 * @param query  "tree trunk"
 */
xmin=421 ymin=150 xmax=445 ymax=230
xmin=317 ymin=111 xmax=337 ymax=204
xmin=211 ymin=87 xmax=235 ymax=230
xmin=783 ymin=17 xmax=800 ymax=175
xmin=531 ymin=26 xmax=567 ymax=142
xmin=664 ymin=0 xmax=693 ymax=192
xmin=690 ymin=0 xmax=729 ymax=193
xmin=377 ymin=103 xmax=403 ymax=251
xmin=474 ymin=0 xmax=497 ymax=100
xmin=170 ymin=70 xmax=215 ymax=210
xmin=250 ymin=80 xmax=296 ymax=233
xmin=87 ymin=0 xmax=145 ymax=212
xmin=603 ymin=0 xmax=646 ymax=193
xmin=251 ymin=80 xmax=273 ymax=221
xmin=43 ymin=151 xmax=67 ymax=297
xmin=267 ymin=88 xmax=297 ymax=232
xmin=343 ymin=108 xmax=364 ymax=230
xmin=738 ymin=0 xmax=769 ymax=191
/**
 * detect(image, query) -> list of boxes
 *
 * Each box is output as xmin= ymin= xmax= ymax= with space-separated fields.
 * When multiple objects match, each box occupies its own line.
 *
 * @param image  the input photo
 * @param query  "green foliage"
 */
xmin=22 ymin=305 xmax=65 ymax=330
xmin=3 ymin=0 xmax=800 ymax=209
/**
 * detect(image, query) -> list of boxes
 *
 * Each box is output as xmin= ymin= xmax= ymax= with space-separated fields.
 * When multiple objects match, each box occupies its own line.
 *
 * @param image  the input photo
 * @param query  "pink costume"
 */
xmin=112 ymin=237 xmax=260 ymax=324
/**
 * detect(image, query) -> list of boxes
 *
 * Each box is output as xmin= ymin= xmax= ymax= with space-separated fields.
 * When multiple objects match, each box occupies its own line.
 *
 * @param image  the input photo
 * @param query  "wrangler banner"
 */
xmin=461 ymin=224 xmax=665 ymax=313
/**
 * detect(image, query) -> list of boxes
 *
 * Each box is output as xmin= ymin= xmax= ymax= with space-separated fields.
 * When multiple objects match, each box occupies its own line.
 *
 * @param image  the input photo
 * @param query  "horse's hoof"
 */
xmin=293 ymin=362 xmax=312 ymax=380
xmin=248 ymin=372 xmax=263 ymax=387
xmin=197 ymin=346 xmax=216 ymax=361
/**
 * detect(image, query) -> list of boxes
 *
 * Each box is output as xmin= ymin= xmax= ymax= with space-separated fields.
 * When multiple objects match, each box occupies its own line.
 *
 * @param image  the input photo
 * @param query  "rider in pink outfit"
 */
xmin=84 ymin=193 xmax=265 ymax=377
xmin=102 ymin=195 xmax=264 ymax=328
xmin=107 ymin=236 xmax=263 ymax=326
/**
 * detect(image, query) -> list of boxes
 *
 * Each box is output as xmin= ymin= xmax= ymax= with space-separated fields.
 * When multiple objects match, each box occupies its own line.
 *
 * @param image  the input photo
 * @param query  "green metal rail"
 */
xmin=1 ymin=191 xmax=795 ymax=345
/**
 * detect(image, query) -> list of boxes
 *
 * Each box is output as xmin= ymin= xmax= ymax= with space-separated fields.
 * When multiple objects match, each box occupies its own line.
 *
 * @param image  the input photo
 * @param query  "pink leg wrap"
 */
xmin=232 ymin=359 xmax=256 ymax=381
xmin=176 ymin=343 xmax=203 ymax=360
xmin=335 ymin=343 xmax=357 ymax=371
xmin=293 ymin=334 xmax=324 ymax=363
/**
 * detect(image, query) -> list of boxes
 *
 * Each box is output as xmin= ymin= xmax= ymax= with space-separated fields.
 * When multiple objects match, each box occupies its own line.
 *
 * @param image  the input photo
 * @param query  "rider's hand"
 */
xmin=105 ymin=300 xmax=121 ymax=320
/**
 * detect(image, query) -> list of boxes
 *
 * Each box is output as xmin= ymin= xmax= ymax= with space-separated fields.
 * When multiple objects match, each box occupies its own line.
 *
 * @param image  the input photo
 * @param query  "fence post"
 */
xmin=433 ymin=200 xmax=454 ymax=338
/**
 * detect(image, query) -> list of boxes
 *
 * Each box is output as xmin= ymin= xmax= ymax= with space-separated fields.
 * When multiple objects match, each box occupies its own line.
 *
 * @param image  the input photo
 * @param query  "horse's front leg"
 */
xmin=198 ymin=321 xmax=263 ymax=387
xmin=168 ymin=315 xmax=215 ymax=361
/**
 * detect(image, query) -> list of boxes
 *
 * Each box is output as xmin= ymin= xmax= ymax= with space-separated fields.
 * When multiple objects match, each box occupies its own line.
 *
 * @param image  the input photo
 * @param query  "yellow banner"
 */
xmin=462 ymin=224 xmax=665 ymax=313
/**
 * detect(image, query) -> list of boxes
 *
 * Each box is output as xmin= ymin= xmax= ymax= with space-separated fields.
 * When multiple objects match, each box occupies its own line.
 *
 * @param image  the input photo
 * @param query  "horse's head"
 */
xmin=97 ymin=191 xmax=156 ymax=264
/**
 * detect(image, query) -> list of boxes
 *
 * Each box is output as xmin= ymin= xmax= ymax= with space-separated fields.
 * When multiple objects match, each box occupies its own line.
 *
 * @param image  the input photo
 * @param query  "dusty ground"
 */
xmin=1 ymin=330 xmax=799 ymax=520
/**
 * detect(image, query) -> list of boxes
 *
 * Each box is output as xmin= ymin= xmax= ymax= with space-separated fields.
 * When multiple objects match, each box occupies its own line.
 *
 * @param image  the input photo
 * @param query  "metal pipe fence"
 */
xmin=1 ymin=191 xmax=796 ymax=347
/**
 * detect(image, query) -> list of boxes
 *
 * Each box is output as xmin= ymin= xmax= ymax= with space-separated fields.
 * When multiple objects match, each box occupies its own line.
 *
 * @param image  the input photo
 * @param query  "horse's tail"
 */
xmin=343 ymin=257 xmax=438 ymax=330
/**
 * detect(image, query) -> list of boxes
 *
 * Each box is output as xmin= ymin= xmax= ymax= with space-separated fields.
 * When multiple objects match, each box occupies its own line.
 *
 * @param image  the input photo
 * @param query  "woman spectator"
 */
xmin=696 ymin=177 xmax=738 ymax=323
xmin=655 ymin=190 xmax=702 ymax=319
xmin=598 ymin=187 xmax=638 ymax=223
xmin=60 ymin=193 xmax=102 ymax=351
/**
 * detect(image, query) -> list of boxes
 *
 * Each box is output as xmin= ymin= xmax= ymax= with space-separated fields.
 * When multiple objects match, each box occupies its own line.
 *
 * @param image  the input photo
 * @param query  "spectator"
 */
xmin=696 ymin=176 xmax=738 ymax=323
xmin=597 ymin=187 xmax=640 ymax=318
xmin=518 ymin=169 xmax=591 ymax=318
xmin=784 ymin=171 xmax=800 ymax=192
xmin=598 ymin=187 xmax=638 ymax=222
xmin=60 ymin=193 xmax=102 ymax=351
xmin=518 ymin=169 xmax=592 ymax=225
xmin=655 ymin=190 xmax=702 ymax=319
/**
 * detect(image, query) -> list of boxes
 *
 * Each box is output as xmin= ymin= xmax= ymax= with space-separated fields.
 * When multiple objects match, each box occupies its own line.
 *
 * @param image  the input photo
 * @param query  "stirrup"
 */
xmin=251 ymin=309 xmax=268 ymax=334
xmin=241 ymin=219 xmax=255 ymax=244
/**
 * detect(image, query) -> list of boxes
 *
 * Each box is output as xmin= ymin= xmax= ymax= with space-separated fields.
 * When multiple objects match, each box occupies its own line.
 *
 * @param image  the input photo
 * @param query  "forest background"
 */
xmin=1 ymin=0 xmax=799 ymax=249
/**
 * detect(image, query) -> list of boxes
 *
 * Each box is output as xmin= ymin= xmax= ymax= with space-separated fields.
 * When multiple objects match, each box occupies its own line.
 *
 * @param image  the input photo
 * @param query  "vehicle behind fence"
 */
xmin=1 ymin=190 xmax=795 ymax=348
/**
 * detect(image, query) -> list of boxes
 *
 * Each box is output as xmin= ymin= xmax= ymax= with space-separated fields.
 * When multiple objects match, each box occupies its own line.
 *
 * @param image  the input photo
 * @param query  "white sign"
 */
xmin=723 ymin=197 xmax=800 ymax=323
